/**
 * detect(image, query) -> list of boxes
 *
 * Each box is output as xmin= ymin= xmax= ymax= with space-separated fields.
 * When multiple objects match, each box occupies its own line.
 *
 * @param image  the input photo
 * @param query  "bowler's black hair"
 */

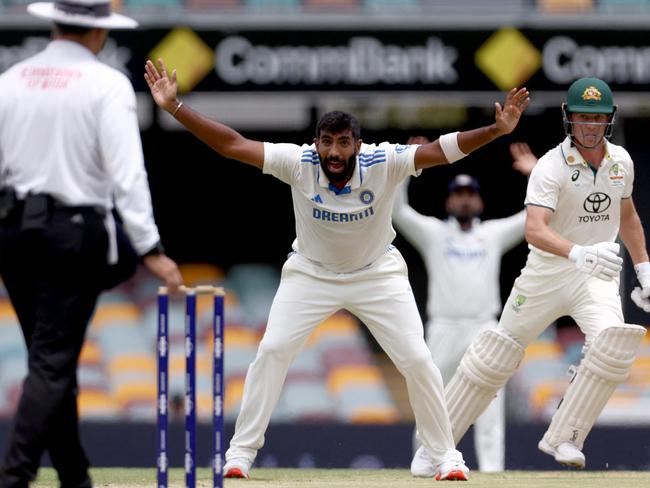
xmin=316 ymin=111 xmax=361 ymax=140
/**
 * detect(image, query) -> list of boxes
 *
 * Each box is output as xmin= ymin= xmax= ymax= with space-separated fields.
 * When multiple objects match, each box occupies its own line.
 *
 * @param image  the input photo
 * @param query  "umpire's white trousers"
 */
xmin=226 ymin=248 xmax=462 ymax=466
xmin=426 ymin=318 xmax=504 ymax=472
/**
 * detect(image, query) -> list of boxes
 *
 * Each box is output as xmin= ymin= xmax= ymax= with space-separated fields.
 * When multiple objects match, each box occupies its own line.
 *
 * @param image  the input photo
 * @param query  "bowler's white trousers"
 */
xmin=226 ymin=247 xmax=462 ymax=466
xmin=426 ymin=318 xmax=504 ymax=472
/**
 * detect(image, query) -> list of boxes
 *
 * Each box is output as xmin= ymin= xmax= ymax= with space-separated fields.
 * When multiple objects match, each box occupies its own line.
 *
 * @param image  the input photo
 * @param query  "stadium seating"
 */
xmin=2 ymin=270 xmax=648 ymax=427
xmin=537 ymin=0 xmax=593 ymax=13
xmin=0 ymin=267 xmax=401 ymax=425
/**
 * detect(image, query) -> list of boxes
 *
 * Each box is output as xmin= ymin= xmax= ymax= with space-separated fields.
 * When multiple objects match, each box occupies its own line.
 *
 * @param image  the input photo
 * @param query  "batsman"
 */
xmin=445 ymin=77 xmax=649 ymax=468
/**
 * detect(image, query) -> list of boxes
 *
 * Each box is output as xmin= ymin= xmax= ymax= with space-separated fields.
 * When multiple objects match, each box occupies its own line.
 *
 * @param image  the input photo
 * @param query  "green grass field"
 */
xmin=31 ymin=468 xmax=650 ymax=487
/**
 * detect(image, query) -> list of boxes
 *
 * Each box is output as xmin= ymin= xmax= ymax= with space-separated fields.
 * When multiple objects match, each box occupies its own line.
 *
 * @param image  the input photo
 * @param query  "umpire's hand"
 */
xmin=143 ymin=254 xmax=183 ymax=292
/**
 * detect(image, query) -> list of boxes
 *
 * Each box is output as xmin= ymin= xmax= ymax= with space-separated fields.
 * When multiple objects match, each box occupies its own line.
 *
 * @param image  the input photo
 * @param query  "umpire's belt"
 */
xmin=0 ymin=190 xmax=105 ymax=231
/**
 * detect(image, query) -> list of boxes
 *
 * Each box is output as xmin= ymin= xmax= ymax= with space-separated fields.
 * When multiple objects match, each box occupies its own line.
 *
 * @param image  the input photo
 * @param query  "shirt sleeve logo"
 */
xmin=395 ymin=144 xmax=408 ymax=154
xmin=359 ymin=190 xmax=375 ymax=205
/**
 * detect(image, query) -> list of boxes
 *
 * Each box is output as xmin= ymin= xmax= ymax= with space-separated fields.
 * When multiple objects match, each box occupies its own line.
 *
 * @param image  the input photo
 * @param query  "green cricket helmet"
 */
xmin=562 ymin=77 xmax=617 ymax=146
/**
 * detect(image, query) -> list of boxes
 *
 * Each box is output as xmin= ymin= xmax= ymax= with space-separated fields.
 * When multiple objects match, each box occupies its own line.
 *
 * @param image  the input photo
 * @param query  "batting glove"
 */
xmin=568 ymin=242 xmax=623 ymax=281
xmin=631 ymin=262 xmax=650 ymax=312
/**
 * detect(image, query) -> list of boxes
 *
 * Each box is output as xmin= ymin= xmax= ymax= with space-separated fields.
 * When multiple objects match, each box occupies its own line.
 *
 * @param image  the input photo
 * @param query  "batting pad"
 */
xmin=446 ymin=329 xmax=524 ymax=444
xmin=544 ymin=324 xmax=646 ymax=449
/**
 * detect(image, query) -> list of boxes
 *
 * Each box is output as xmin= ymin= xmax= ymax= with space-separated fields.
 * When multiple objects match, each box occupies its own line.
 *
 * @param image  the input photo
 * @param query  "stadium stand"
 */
xmin=0 ymin=267 xmax=400 ymax=424
xmin=2 ymin=266 xmax=648 ymax=427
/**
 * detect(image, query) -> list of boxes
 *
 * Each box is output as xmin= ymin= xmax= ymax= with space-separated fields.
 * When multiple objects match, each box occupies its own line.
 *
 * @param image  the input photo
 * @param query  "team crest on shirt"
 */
xmin=360 ymin=190 xmax=374 ymax=205
xmin=608 ymin=164 xmax=624 ymax=187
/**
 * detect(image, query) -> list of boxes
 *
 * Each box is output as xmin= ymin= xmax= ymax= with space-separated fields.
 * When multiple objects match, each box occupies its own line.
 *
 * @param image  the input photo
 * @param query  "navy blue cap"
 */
xmin=448 ymin=174 xmax=480 ymax=194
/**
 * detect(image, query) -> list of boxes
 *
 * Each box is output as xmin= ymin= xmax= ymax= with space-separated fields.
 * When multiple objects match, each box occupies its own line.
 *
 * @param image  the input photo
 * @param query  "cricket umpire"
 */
xmin=0 ymin=2 xmax=182 ymax=486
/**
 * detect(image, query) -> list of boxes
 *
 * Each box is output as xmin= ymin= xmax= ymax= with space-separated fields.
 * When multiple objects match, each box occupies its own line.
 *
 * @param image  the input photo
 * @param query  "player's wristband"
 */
xmin=439 ymin=132 xmax=467 ymax=164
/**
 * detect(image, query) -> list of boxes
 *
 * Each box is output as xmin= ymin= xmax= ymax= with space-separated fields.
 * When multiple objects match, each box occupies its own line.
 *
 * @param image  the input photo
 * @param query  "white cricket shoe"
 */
xmin=223 ymin=458 xmax=252 ymax=479
xmin=434 ymin=459 xmax=470 ymax=481
xmin=411 ymin=446 xmax=469 ymax=481
xmin=410 ymin=446 xmax=436 ymax=477
xmin=538 ymin=438 xmax=585 ymax=469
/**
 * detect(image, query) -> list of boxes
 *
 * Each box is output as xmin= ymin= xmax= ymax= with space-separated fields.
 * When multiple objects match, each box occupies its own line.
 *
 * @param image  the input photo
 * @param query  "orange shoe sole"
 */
xmin=224 ymin=467 xmax=249 ymax=479
xmin=435 ymin=469 xmax=468 ymax=481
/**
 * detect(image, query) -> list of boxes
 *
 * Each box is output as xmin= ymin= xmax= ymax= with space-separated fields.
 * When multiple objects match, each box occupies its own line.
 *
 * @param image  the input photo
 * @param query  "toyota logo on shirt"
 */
xmin=583 ymin=192 xmax=611 ymax=213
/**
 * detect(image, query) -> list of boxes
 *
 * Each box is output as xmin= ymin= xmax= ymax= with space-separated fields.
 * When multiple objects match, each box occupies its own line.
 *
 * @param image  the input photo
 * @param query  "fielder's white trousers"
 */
xmin=226 ymin=248 xmax=461 ymax=467
xmin=425 ymin=318 xmax=504 ymax=472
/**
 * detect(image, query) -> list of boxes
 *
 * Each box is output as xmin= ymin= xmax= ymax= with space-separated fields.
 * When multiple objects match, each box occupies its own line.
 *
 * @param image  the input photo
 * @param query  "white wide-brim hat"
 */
xmin=28 ymin=0 xmax=138 ymax=29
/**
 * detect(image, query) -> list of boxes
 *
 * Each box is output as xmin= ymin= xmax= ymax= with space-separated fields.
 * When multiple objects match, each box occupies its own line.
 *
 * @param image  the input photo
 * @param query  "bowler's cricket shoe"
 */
xmin=223 ymin=458 xmax=251 ymax=479
xmin=538 ymin=438 xmax=585 ymax=469
xmin=411 ymin=446 xmax=469 ymax=480
xmin=434 ymin=459 xmax=470 ymax=481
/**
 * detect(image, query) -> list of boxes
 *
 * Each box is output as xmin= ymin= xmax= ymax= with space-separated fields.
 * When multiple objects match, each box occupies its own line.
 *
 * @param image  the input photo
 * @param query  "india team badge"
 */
xmin=360 ymin=190 xmax=374 ymax=205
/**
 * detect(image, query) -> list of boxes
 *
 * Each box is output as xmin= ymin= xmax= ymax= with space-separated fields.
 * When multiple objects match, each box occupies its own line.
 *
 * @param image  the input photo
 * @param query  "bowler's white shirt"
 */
xmin=0 ymin=40 xmax=159 ymax=254
xmin=525 ymin=137 xmax=634 ymax=261
xmin=393 ymin=181 xmax=525 ymax=320
xmin=263 ymin=141 xmax=418 ymax=273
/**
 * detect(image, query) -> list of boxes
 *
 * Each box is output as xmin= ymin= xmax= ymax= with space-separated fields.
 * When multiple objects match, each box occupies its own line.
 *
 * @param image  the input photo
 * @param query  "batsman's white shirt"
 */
xmin=393 ymin=181 xmax=525 ymax=322
xmin=0 ymin=40 xmax=159 ymax=255
xmin=263 ymin=141 xmax=419 ymax=272
xmin=525 ymin=137 xmax=633 ymax=262
xmin=501 ymin=137 xmax=634 ymax=345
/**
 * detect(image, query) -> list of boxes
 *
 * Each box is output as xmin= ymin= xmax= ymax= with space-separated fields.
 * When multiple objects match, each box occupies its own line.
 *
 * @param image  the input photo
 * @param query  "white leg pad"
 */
xmin=544 ymin=324 xmax=646 ymax=450
xmin=446 ymin=329 xmax=525 ymax=444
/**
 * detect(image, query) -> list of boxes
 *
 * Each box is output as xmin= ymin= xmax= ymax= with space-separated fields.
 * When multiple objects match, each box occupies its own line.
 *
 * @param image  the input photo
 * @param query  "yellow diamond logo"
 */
xmin=149 ymin=28 xmax=214 ymax=93
xmin=475 ymin=28 xmax=541 ymax=91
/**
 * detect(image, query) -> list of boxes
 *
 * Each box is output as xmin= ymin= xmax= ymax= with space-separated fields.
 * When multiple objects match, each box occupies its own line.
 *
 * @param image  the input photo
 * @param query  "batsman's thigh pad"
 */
xmin=446 ymin=329 xmax=524 ymax=444
xmin=544 ymin=324 xmax=646 ymax=449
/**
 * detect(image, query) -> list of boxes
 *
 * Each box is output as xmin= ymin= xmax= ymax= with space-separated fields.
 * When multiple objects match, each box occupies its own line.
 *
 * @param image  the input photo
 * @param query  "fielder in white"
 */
xmin=445 ymin=77 xmax=649 ymax=469
xmin=144 ymin=58 xmax=530 ymax=481
xmin=393 ymin=144 xmax=537 ymax=474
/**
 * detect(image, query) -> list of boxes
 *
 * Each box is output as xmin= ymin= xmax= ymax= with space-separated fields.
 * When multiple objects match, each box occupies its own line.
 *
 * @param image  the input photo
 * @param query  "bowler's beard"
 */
xmin=321 ymin=153 xmax=356 ymax=184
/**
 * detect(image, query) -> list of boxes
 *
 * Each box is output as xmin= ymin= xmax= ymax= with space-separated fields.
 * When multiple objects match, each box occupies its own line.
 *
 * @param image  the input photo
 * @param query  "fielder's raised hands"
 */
xmin=144 ymin=58 xmax=180 ymax=115
xmin=510 ymin=142 xmax=537 ymax=177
